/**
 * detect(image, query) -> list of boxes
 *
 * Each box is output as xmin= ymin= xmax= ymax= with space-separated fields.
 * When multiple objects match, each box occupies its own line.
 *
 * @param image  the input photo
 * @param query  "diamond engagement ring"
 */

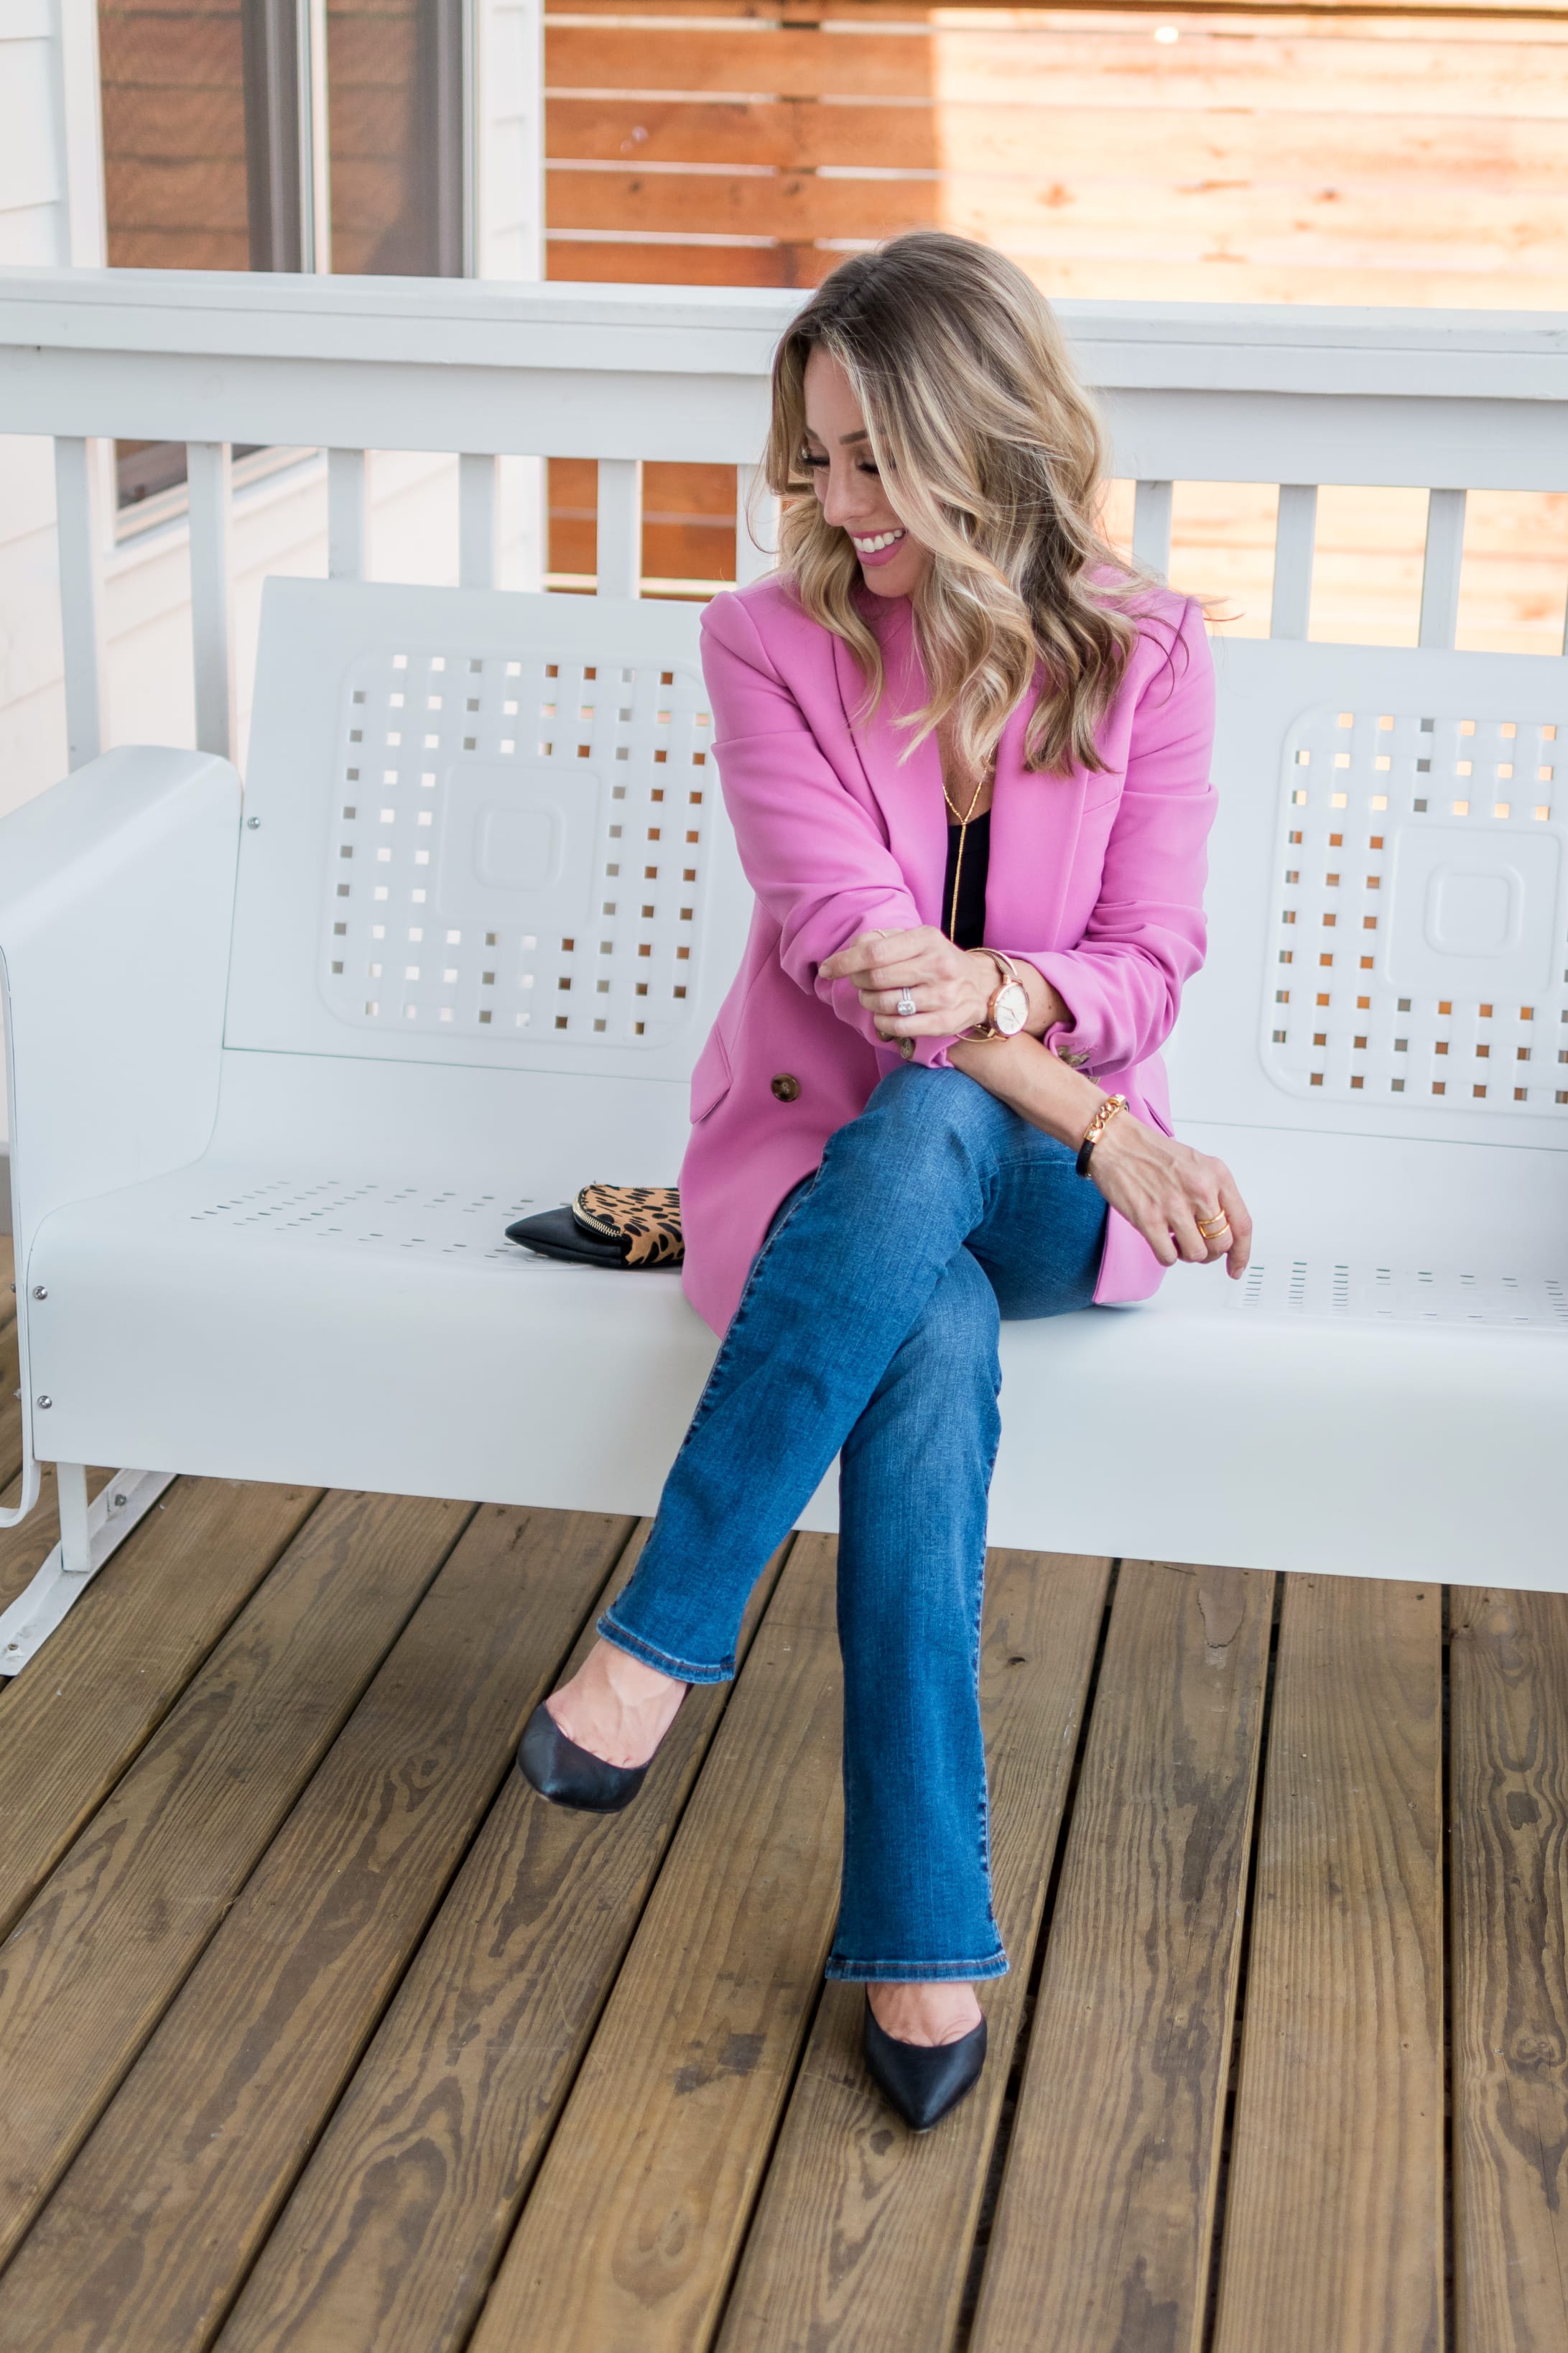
xmin=896 ymin=988 xmax=917 ymax=1017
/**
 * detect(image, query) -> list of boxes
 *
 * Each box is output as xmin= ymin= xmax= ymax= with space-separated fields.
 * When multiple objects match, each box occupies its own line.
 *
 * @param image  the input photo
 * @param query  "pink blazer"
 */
xmin=679 ymin=573 xmax=1217 ymax=1335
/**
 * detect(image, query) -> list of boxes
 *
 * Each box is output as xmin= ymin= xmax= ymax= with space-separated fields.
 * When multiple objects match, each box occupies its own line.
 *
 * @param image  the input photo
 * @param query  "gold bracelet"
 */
xmin=1075 ymin=1093 xmax=1128 ymax=1178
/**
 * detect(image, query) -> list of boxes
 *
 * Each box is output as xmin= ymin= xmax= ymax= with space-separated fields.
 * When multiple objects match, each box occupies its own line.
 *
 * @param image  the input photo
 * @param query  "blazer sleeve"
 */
xmin=700 ymin=589 xmax=957 ymax=1065
xmin=1006 ymin=598 xmax=1217 ymax=1078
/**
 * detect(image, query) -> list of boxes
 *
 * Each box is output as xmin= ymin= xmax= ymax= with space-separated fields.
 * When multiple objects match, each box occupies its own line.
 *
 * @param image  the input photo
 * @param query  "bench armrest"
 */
xmin=1 ymin=746 xmax=240 ymax=1505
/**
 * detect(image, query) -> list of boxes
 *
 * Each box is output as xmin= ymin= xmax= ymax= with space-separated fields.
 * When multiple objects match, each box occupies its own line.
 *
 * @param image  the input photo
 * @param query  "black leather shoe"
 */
xmin=516 ymin=1701 xmax=650 ymax=1813
xmin=863 ymin=1995 xmax=987 ymax=2132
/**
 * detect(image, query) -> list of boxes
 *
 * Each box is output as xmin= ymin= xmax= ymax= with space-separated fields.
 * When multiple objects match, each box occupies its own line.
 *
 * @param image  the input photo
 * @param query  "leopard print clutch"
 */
xmin=571 ymin=1183 xmax=684 ymax=1267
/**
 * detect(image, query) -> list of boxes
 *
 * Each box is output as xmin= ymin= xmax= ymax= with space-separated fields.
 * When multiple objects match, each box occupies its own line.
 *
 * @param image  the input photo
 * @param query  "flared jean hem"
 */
xmin=596 ymin=1609 xmax=734 ymax=1686
xmin=825 ymin=1948 xmax=1009 ymax=1984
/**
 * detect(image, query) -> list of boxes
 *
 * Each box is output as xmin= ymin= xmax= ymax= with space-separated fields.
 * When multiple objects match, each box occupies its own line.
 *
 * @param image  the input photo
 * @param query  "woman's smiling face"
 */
xmin=802 ymin=346 xmax=932 ymax=601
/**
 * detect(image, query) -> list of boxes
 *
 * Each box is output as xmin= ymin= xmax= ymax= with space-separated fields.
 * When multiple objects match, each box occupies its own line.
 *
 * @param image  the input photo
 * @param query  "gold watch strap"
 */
xmin=966 ymin=949 xmax=1022 ymax=1040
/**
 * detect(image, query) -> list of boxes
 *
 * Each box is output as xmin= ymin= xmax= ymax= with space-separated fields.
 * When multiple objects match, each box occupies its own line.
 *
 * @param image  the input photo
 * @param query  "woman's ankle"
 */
xmin=546 ymin=1638 xmax=687 ymax=1768
xmin=868 ymin=1981 xmax=983 ymax=2048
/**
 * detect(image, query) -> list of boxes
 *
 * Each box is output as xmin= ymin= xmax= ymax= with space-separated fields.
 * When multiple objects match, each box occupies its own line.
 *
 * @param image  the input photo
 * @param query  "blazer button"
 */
xmin=770 ymin=1072 xmax=801 ymax=1103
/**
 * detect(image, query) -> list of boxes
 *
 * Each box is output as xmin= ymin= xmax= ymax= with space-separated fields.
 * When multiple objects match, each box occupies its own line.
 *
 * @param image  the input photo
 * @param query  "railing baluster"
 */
xmin=328 ymin=448 xmax=367 ymax=580
xmin=53 ymin=436 xmax=106 ymax=771
xmin=734 ymin=463 xmax=779 ymax=588
xmin=459 ymin=453 xmax=499 ymax=590
xmin=1132 ymin=479 xmax=1173 ymax=578
xmin=187 ymin=441 xmax=236 ymax=762
xmin=1419 ymin=487 xmax=1467 ymax=650
xmin=1270 ymin=484 xmax=1318 ymax=641
xmin=596 ymin=458 xmax=643 ymax=599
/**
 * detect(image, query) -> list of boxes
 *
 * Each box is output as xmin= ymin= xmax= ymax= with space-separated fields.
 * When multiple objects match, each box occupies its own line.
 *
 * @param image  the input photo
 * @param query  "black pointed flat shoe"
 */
xmin=516 ymin=1701 xmax=650 ymax=1813
xmin=863 ymin=1995 xmax=988 ymax=2133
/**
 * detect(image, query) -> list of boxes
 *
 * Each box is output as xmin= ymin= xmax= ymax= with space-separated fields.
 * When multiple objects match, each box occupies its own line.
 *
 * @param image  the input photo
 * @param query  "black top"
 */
xmin=942 ymin=810 xmax=991 ymax=951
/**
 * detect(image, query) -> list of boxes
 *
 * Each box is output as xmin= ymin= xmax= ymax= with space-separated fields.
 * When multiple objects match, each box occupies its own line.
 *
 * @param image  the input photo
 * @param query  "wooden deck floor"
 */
xmin=1 ymin=1242 xmax=1566 ymax=2352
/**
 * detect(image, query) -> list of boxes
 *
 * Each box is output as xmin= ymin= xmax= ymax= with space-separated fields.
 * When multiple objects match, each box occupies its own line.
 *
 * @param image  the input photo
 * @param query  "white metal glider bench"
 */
xmin=1 ymin=576 xmax=1564 ymax=1675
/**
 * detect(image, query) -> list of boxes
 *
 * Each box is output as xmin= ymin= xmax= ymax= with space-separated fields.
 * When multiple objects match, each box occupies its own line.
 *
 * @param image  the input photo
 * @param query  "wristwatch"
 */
xmin=965 ymin=949 xmax=1030 ymax=1040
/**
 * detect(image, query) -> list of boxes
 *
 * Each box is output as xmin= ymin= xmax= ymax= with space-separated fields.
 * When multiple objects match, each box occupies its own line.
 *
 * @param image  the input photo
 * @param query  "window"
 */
xmin=98 ymin=0 xmax=466 ymax=514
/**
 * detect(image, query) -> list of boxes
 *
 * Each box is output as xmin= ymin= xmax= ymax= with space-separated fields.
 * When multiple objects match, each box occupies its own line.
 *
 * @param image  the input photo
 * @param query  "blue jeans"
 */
xmin=600 ymin=1063 xmax=1108 ymax=1982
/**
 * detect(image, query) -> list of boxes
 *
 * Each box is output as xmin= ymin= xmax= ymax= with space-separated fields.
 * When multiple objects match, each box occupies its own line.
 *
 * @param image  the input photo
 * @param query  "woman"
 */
xmin=520 ymin=231 xmax=1251 ymax=2132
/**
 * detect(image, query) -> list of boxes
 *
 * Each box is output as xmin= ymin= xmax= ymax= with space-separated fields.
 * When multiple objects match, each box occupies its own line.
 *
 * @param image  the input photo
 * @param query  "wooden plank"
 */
xmin=0 ymin=1490 xmax=472 ymax=2270
xmin=0 ymin=1313 xmax=20 ymax=1490
xmin=546 ymin=242 xmax=808 ymax=288
xmin=718 ymin=1549 xmax=1110 ymax=2353
xmin=546 ymin=94 xmax=891 ymax=173
xmin=467 ymin=1531 xmax=846 ymax=2353
xmin=212 ymin=1529 xmax=792 ymax=2353
xmin=547 ymin=162 xmax=1568 ymax=264
xmin=560 ymin=0 xmax=1564 ymax=23
xmin=547 ymin=94 xmax=1568 ymax=189
xmin=968 ymin=1560 xmax=1273 ymax=2353
xmin=1451 ymin=1586 xmax=1568 ymax=2353
xmin=1211 ymin=1574 xmax=1444 ymax=2353
xmin=1 ymin=1234 xmax=14 ymax=1289
xmin=0 ymin=1479 xmax=323 ymax=1940
xmin=544 ymin=21 xmax=1568 ymax=114
xmin=0 ymin=1506 xmax=636 ymax=2353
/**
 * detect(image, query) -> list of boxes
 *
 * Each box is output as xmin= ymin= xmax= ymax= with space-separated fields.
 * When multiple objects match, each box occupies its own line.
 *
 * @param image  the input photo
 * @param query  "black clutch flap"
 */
xmin=506 ymin=1183 xmax=683 ymax=1270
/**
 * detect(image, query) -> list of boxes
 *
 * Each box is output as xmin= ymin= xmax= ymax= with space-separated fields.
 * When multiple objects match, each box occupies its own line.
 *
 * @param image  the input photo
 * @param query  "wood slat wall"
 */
xmin=542 ymin=0 xmax=1568 ymax=634
xmin=544 ymin=1 xmax=1568 ymax=300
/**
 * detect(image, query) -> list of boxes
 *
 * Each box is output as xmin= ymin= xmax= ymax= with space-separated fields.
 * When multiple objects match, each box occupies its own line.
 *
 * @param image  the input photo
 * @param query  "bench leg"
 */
xmin=58 ymin=1461 xmax=91 ymax=1575
xmin=0 ymin=1466 xmax=176 ymax=1677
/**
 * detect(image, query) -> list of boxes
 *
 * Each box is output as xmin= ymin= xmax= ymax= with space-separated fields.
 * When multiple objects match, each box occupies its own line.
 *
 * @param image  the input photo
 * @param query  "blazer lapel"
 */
xmin=984 ymin=686 xmax=1081 ymax=953
xmin=837 ymin=597 xmax=950 ymax=930
xmin=835 ymin=598 xmax=1087 ymax=951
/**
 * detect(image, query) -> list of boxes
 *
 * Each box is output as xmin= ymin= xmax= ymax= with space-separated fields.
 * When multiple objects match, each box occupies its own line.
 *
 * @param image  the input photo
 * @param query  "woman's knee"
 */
xmin=851 ymin=1253 xmax=1000 ymax=1451
xmin=909 ymin=1248 xmax=1000 ymax=1368
xmin=848 ymin=1063 xmax=1009 ymax=1177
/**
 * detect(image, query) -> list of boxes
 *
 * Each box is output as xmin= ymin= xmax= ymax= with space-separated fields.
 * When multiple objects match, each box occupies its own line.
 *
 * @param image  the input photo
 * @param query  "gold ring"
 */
xmin=1196 ymin=1213 xmax=1230 ymax=1238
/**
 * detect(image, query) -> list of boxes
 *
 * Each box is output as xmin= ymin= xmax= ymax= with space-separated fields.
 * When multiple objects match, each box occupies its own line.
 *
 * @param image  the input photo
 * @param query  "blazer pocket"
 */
xmin=690 ymin=1027 xmax=734 ymax=1124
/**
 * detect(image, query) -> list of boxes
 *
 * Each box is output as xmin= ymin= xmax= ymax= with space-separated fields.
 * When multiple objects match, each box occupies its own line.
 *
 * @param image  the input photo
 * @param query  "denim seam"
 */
xmin=825 ymin=1950 xmax=1010 ymax=1981
xmin=596 ymin=1611 xmax=734 ymax=1686
xmin=677 ymin=1171 xmax=818 ymax=1448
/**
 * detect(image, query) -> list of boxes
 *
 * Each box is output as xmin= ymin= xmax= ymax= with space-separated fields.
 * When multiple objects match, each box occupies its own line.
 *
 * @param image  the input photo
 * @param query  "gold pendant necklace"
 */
xmin=940 ymin=766 xmax=988 ymax=944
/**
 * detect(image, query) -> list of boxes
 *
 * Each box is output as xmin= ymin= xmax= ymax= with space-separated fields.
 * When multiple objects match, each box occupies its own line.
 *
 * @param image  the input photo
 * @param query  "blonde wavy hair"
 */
xmin=766 ymin=232 xmax=1155 ymax=779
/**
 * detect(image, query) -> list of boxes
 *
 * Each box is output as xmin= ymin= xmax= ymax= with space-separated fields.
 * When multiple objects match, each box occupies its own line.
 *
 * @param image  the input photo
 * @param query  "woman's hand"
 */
xmin=820 ymin=926 xmax=993 ymax=1038
xmin=1087 ymin=1112 xmax=1252 ymax=1278
xmin=821 ymin=927 xmax=1067 ymax=1041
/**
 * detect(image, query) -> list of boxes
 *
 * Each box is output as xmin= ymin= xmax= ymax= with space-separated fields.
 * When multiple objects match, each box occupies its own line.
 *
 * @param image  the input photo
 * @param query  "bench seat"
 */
xmin=4 ymin=580 xmax=1566 ymax=1647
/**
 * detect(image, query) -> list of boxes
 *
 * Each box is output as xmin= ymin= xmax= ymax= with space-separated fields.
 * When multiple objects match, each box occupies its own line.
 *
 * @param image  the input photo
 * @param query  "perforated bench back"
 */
xmin=229 ymin=588 xmax=1568 ymax=1235
xmin=1169 ymin=637 xmax=1568 ymax=1172
xmin=226 ymin=580 xmax=751 ymax=1089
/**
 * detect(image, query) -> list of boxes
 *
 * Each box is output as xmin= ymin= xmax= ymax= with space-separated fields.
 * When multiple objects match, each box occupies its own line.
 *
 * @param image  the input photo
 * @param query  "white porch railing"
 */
xmin=1 ymin=267 xmax=1567 ymax=776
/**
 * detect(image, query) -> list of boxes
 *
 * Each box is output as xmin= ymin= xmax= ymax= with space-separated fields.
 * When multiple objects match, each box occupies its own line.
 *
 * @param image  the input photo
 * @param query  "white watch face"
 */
xmin=993 ymin=981 xmax=1029 ymax=1036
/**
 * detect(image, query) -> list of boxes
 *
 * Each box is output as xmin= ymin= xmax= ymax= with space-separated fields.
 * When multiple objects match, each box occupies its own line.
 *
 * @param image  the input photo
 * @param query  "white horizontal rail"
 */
xmin=12 ymin=271 xmax=1568 ymax=759
xmin=3 ymin=272 xmax=1567 ymax=488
